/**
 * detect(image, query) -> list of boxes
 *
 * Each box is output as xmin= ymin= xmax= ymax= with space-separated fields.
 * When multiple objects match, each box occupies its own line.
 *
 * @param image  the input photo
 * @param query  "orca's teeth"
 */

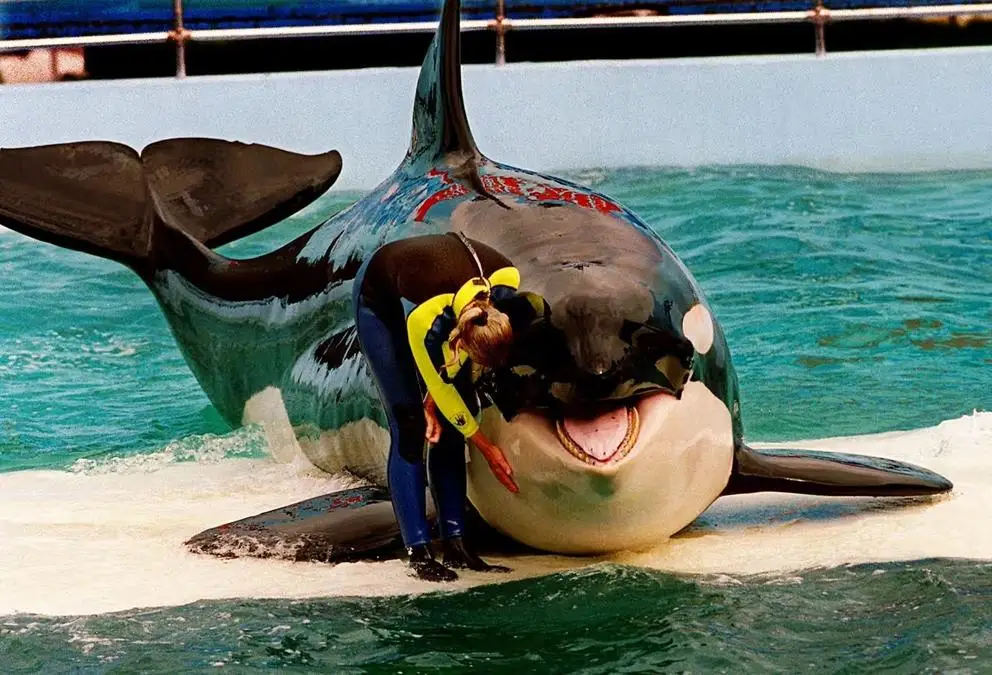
xmin=554 ymin=406 xmax=640 ymax=465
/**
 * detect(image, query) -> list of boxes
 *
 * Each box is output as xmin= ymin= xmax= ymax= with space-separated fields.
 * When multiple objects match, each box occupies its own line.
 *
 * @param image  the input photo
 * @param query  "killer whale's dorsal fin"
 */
xmin=408 ymin=0 xmax=478 ymax=162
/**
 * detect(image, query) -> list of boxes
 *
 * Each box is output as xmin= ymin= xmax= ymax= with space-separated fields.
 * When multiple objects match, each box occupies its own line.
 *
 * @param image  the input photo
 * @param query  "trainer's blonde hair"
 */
xmin=444 ymin=298 xmax=513 ymax=371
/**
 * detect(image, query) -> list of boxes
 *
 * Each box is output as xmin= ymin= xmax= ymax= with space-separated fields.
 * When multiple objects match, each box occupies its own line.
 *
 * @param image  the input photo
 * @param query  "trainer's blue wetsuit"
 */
xmin=352 ymin=233 xmax=544 ymax=549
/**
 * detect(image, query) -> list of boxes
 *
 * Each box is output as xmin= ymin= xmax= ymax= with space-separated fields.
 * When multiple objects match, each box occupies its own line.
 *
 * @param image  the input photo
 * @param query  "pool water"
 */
xmin=0 ymin=166 xmax=989 ymax=672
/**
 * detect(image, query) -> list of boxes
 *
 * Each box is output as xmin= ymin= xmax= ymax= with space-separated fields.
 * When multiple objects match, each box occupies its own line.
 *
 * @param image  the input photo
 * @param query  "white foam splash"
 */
xmin=69 ymin=427 xmax=266 ymax=476
xmin=0 ymin=412 xmax=988 ymax=617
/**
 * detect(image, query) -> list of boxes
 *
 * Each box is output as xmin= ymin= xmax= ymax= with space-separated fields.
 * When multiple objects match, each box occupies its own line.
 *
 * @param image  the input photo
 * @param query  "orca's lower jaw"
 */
xmin=467 ymin=382 xmax=736 ymax=555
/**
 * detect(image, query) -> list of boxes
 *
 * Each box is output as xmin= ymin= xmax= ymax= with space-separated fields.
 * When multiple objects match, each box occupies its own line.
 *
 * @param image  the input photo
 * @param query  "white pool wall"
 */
xmin=2 ymin=46 xmax=991 ymax=191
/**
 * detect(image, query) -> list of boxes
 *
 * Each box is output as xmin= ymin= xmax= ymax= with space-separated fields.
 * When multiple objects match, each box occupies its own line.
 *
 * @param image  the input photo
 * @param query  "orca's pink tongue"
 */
xmin=561 ymin=407 xmax=630 ymax=462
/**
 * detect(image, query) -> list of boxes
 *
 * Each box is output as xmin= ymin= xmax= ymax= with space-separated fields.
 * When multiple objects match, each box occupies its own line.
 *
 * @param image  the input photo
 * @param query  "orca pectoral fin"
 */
xmin=722 ymin=444 xmax=953 ymax=497
xmin=0 ymin=142 xmax=152 ymax=268
xmin=185 ymin=486 xmax=404 ymax=563
xmin=143 ymin=138 xmax=342 ymax=249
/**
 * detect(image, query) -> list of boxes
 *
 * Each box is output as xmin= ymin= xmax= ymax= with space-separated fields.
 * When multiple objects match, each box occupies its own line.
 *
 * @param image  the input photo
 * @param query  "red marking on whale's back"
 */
xmin=413 ymin=170 xmax=622 ymax=221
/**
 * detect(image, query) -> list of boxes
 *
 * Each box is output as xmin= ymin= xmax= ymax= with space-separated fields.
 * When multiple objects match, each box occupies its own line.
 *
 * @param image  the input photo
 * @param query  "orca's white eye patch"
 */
xmin=682 ymin=303 xmax=714 ymax=354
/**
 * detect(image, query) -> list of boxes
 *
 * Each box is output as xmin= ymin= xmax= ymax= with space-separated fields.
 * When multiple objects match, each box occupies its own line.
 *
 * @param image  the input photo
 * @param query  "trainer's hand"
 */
xmin=424 ymin=394 xmax=441 ymax=444
xmin=469 ymin=430 xmax=518 ymax=494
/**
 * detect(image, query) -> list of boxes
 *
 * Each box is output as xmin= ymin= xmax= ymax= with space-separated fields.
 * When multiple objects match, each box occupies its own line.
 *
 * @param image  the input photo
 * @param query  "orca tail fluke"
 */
xmin=143 ymin=138 xmax=342 ymax=249
xmin=723 ymin=444 xmax=954 ymax=497
xmin=0 ymin=139 xmax=342 ymax=276
xmin=0 ymin=142 xmax=153 ymax=269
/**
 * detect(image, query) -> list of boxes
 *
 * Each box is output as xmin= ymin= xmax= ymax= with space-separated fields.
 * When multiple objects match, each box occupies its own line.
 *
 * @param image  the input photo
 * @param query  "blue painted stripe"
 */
xmin=2 ymin=0 xmax=986 ymax=39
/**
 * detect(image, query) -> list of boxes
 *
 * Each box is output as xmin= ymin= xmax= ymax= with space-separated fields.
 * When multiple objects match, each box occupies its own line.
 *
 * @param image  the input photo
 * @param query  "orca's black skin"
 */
xmin=0 ymin=0 xmax=952 ymax=566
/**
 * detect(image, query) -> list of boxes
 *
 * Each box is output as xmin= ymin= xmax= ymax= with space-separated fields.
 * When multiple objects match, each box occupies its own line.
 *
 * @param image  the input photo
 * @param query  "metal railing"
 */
xmin=1 ymin=1 xmax=991 ymax=75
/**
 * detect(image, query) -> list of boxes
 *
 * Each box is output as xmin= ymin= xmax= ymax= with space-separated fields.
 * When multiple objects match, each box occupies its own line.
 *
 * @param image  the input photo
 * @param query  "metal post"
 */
xmin=172 ymin=0 xmax=188 ymax=78
xmin=495 ymin=0 xmax=506 ymax=66
xmin=813 ymin=0 xmax=827 ymax=56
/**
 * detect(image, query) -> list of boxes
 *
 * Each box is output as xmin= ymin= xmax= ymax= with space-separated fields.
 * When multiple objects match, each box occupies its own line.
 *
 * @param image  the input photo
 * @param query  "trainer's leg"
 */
xmin=427 ymin=420 xmax=468 ymax=540
xmin=353 ymin=298 xmax=456 ymax=582
xmin=428 ymin=420 xmax=512 ymax=574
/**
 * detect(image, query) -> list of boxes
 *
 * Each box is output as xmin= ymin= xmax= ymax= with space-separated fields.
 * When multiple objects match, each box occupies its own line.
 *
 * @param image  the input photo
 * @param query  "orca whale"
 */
xmin=0 ymin=0 xmax=952 ymax=566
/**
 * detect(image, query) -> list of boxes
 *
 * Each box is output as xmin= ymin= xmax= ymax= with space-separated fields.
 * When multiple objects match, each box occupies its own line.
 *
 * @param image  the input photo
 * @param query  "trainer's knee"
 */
xmin=392 ymin=404 xmax=427 ymax=463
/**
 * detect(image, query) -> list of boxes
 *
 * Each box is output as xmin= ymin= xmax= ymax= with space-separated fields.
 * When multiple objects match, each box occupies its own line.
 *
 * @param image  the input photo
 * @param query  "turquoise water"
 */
xmin=1 ymin=166 xmax=990 ymax=671
xmin=2 ymin=561 xmax=990 ymax=672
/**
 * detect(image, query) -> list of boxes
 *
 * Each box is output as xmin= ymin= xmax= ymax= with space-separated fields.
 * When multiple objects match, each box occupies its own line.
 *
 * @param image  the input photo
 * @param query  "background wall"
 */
xmin=2 ymin=46 xmax=991 ymax=191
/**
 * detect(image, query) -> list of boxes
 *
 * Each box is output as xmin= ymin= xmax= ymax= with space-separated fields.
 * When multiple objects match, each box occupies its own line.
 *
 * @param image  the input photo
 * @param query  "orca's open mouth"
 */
xmin=553 ymin=405 xmax=641 ymax=465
